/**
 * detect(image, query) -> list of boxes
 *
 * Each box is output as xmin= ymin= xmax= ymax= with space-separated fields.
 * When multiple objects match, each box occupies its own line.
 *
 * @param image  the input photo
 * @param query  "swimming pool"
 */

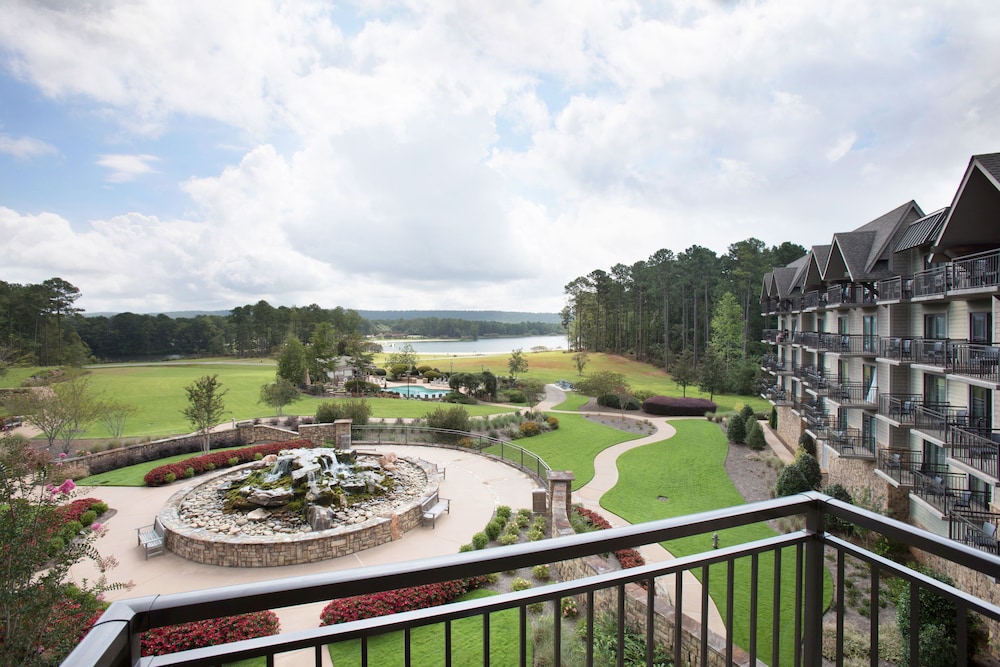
xmin=385 ymin=385 xmax=450 ymax=398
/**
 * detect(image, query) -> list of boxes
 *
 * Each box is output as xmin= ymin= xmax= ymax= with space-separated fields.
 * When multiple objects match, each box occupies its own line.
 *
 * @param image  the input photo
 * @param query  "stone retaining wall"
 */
xmin=547 ymin=474 xmax=750 ymax=666
xmin=160 ymin=457 xmax=439 ymax=567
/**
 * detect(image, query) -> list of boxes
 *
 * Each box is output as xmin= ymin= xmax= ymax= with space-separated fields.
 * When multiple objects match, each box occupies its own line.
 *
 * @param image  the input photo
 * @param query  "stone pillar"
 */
xmin=547 ymin=471 xmax=575 ymax=524
xmin=237 ymin=421 xmax=256 ymax=444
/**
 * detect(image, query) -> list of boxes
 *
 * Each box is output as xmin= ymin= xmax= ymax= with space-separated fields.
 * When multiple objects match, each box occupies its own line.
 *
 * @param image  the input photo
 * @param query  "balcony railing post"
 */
xmin=802 ymin=496 xmax=826 ymax=665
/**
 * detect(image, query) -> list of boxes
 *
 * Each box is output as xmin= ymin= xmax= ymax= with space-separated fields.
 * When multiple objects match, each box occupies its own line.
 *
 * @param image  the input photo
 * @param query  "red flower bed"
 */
xmin=320 ymin=580 xmax=470 ymax=626
xmin=573 ymin=507 xmax=647 ymax=584
xmin=57 ymin=497 xmax=105 ymax=523
xmin=141 ymin=611 xmax=280 ymax=657
xmin=143 ymin=440 xmax=316 ymax=486
xmin=641 ymin=395 xmax=718 ymax=416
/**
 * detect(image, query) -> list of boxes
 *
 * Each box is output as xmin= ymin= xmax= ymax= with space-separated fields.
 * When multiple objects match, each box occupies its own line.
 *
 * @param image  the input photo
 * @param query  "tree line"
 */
xmin=562 ymin=238 xmax=805 ymax=394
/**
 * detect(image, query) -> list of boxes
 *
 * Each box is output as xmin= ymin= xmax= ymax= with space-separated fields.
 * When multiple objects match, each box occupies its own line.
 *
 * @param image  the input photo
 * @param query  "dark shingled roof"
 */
xmin=895 ymin=208 xmax=949 ymax=252
xmin=773 ymin=255 xmax=809 ymax=298
xmin=974 ymin=153 xmax=1000 ymax=182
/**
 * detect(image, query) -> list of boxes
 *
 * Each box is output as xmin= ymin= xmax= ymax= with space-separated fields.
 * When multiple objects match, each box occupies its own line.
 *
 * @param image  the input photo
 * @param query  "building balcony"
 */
xmin=64 ymin=493 xmax=1000 ymax=667
xmin=950 ymin=510 xmax=1000 ymax=556
xmin=826 ymin=426 xmax=876 ymax=458
xmin=761 ymin=383 xmax=789 ymax=404
xmin=875 ymin=276 xmax=913 ymax=303
xmin=816 ymin=333 xmax=878 ymax=356
xmin=912 ymin=466 xmax=976 ymax=515
xmin=796 ymin=331 xmax=819 ymax=348
xmin=826 ymin=283 xmax=877 ymax=308
xmin=802 ymin=289 xmax=826 ymax=311
xmin=948 ymin=424 xmax=1000 ymax=481
xmin=761 ymin=298 xmax=779 ymax=315
xmin=950 ymin=248 xmax=1000 ymax=292
xmin=912 ymin=265 xmax=950 ymax=298
xmin=827 ymin=381 xmax=878 ymax=408
xmin=877 ymin=393 xmax=922 ymax=425
xmin=762 ymin=328 xmax=780 ymax=344
xmin=878 ymin=336 xmax=914 ymax=362
xmin=800 ymin=366 xmax=829 ymax=393
xmin=912 ymin=404 xmax=965 ymax=443
xmin=761 ymin=354 xmax=784 ymax=374
xmin=911 ymin=338 xmax=953 ymax=367
xmin=876 ymin=448 xmax=919 ymax=487
xmin=950 ymin=342 xmax=1000 ymax=383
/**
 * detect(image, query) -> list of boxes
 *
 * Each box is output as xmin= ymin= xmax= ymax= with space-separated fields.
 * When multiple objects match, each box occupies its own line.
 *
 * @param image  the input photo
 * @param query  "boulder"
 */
xmin=246 ymin=487 xmax=293 ymax=507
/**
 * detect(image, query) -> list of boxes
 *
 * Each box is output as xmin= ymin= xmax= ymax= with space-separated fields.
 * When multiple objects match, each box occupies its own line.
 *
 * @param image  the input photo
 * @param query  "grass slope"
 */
xmin=600 ymin=419 xmax=824 ymax=665
xmin=326 ymin=589 xmax=530 ymax=667
xmin=485 ymin=413 xmax=642 ymax=489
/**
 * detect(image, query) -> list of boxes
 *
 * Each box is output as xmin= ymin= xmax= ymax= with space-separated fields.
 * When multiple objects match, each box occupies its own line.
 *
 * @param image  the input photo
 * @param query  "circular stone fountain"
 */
xmin=159 ymin=448 xmax=440 ymax=567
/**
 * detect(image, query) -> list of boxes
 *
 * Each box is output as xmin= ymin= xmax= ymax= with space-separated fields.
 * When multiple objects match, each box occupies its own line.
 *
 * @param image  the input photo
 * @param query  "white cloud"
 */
xmin=2 ymin=1 xmax=1000 ymax=313
xmin=96 ymin=154 xmax=160 ymax=182
xmin=0 ymin=132 xmax=57 ymax=159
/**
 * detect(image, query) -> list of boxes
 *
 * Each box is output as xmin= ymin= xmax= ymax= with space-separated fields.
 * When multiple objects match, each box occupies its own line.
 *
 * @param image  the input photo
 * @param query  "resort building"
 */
xmin=761 ymin=152 xmax=1000 ymax=581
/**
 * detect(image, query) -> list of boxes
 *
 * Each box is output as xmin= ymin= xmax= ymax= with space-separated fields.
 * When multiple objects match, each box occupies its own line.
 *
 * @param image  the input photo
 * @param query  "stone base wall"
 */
xmin=160 ymin=457 xmax=438 ymax=567
xmin=548 ymin=475 xmax=750 ymax=666
xmin=776 ymin=405 xmax=802 ymax=453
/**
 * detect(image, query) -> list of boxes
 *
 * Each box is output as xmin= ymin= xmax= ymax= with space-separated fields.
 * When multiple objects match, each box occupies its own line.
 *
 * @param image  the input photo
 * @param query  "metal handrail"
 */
xmin=63 ymin=493 xmax=1000 ymax=667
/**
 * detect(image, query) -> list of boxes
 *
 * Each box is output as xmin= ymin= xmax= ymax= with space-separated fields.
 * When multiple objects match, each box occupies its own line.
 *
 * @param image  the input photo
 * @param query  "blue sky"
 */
xmin=1 ymin=1 xmax=999 ymax=315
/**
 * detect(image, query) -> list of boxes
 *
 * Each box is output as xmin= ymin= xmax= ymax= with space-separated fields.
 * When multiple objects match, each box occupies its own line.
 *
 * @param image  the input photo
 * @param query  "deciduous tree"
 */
xmin=182 ymin=375 xmax=228 ymax=452
xmin=277 ymin=336 xmax=308 ymax=386
xmin=507 ymin=348 xmax=528 ymax=380
xmin=259 ymin=378 xmax=301 ymax=417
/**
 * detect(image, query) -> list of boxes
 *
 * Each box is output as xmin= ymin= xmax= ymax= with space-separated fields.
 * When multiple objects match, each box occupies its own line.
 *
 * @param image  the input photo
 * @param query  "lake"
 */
xmin=377 ymin=334 xmax=568 ymax=356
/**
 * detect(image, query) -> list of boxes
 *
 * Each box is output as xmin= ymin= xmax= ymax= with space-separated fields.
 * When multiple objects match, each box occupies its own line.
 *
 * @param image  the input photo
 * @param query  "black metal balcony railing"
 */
xmin=912 ymin=467 xmax=969 ymax=514
xmin=913 ymin=404 xmax=965 ymax=442
xmin=876 ymin=276 xmax=913 ymax=302
xmin=878 ymin=393 xmax=922 ymax=424
xmin=876 ymin=448 xmax=919 ymax=487
xmin=817 ymin=333 xmax=878 ymax=355
xmin=761 ymin=299 xmax=779 ymax=315
xmin=950 ymin=342 xmax=1000 ymax=382
xmin=803 ymin=289 xmax=820 ymax=310
xmin=948 ymin=424 xmax=1000 ymax=481
xmin=951 ymin=248 xmax=1000 ymax=291
xmin=761 ymin=354 xmax=784 ymax=374
xmin=950 ymin=509 xmax=1000 ymax=556
xmin=797 ymin=331 xmax=818 ymax=348
xmin=826 ymin=426 xmax=876 ymax=458
xmin=828 ymin=381 xmax=878 ymax=407
xmin=761 ymin=383 xmax=789 ymax=404
xmin=64 ymin=494 xmax=1000 ymax=667
xmin=878 ymin=336 xmax=915 ymax=362
xmin=912 ymin=338 xmax=953 ymax=366
xmin=912 ymin=266 xmax=950 ymax=297
xmin=801 ymin=366 xmax=829 ymax=392
xmin=826 ymin=283 xmax=877 ymax=308
xmin=762 ymin=328 xmax=780 ymax=344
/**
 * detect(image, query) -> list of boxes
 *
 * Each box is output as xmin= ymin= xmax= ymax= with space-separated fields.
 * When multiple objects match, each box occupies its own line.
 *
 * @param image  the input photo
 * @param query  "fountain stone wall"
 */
xmin=160 ymin=457 xmax=440 ymax=567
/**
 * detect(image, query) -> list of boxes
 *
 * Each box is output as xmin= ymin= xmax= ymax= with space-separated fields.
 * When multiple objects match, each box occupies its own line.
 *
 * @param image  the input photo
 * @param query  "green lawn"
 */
xmin=327 ymin=589 xmax=530 ymax=666
xmin=550 ymin=392 xmax=588 ymax=411
xmin=600 ymin=419 xmax=830 ymax=665
xmin=485 ymin=413 xmax=642 ymax=489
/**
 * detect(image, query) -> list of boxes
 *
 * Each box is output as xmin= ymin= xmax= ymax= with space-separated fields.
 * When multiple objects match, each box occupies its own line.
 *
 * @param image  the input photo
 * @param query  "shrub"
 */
xmin=344 ymin=379 xmax=380 ymax=394
xmin=505 ymin=389 xmax=526 ymax=403
xmin=774 ymin=463 xmax=810 ymax=497
xmin=472 ymin=532 xmax=489 ymax=550
xmin=496 ymin=505 xmax=512 ymax=521
xmin=510 ymin=577 xmax=532 ymax=592
xmin=78 ymin=510 xmax=97 ymax=527
xmin=141 ymin=611 xmax=280 ymax=657
xmin=424 ymin=406 xmax=471 ymax=436
xmin=163 ymin=473 xmax=176 ymax=484
xmin=739 ymin=404 xmax=756 ymax=422
xmin=183 ymin=467 xmax=195 ymax=478
xmin=823 ymin=484 xmax=855 ymax=535
xmin=319 ymin=580 xmax=467 ymax=626
xmin=642 ymin=395 xmax=718 ymax=416
xmin=726 ymin=414 xmax=747 ymax=444
xmin=547 ymin=416 xmax=559 ymax=430
xmin=519 ymin=421 xmax=540 ymax=437
xmin=485 ymin=518 xmax=504 ymax=541
xmin=560 ymin=597 xmax=579 ymax=618
xmin=597 ymin=393 xmax=641 ymax=410
xmin=532 ymin=564 xmax=550 ymax=581
xmin=204 ymin=462 xmax=216 ymax=471
xmin=315 ymin=402 xmax=342 ymax=423
xmin=795 ymin=451 xmax=822 ymax=489
xmin=528 ymin=528 xmax=545 ymax=541
xmin=769 ymin=406 xmax=778 ymax=429
xmin=894 ymin=565 xmax=971 ymax=667
xmin=747 ymin=419 xmax=767 ymax=451
xmin=144 ymin=440 xmax=316 ymax=486
xmin=499 ymin=533 xmax=519 ymax=546
xmin=226 ymin=457 xmax=239 ymax=467
xmin=799 ymin=432 xmax=816 ymax=458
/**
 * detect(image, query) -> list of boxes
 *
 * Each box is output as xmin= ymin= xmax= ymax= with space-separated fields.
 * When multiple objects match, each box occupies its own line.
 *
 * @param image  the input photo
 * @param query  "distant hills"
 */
xmin=87 ymin=309 xmax=562 ymax=324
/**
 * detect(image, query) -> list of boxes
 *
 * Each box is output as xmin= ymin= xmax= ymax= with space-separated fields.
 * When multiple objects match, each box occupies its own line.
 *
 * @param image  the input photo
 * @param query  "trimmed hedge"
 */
xmin=320 ymin=579 xmax=480 ymax=625
xmin=141 ymin=611 xmax=280 ymax=657
xmin=143 ymin=439 xmax=316 ymax=486
xmin=597 ymin=394 xmax=641 ymax=410
xmin=573 ymin=507 xmax=647 ymax=587
xmin=641 ymin=395 xmax=718 ymax=416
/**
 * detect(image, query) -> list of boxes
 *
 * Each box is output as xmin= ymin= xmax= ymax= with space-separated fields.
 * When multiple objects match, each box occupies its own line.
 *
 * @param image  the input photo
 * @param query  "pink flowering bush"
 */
xmin=144 ymin=440 xmax=316 ymax=486
xmin=141 ymin=611 xmax=280 ymax=656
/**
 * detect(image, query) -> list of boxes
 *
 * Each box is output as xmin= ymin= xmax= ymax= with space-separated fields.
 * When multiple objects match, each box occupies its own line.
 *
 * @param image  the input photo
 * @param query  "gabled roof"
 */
xmin=823 ymin=201 xmax=923 ymax=280
xmin=760 ymin=271 xmax=774 ymax=299
xmin=773 ymin=255 xmax=809 ymax=297
xmin=933 ymin=152 xmax=1000 ymax=258
xmin=895 ymin=208 xmax=949 ymax=252
xmin=802 ymin=245 xmax=831 ymax=288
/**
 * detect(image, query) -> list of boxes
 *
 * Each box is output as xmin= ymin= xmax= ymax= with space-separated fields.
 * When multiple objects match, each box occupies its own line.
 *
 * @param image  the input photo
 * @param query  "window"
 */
xmin=922 ymin=440 xmax=945 ymax=471
xmin=971 ymin=386 xmax=992 ymax=431
xmin=862 ymin=413 xmax=875 ymax=449
xmin=970 ymin=312 xmax=992 ymax=344
xmin=924 ymin=313 xmax=946 ymax=340
xmin=970 ymin=474 xmax=992 ymax=505
xmin=838 ymin=359 xmax=849 ymax=384
xmin=863 ymin=315 xmax=877 ymax=353
xmin=923 ymin=374 xmax=945 ymax=408
xmin=838 ymin=317 xmax=849 ymax=335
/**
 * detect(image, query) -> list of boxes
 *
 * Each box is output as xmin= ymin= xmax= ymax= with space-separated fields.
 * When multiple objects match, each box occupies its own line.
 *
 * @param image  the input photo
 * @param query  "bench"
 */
xmin=136 ymin=517 xmax=166 ymax=559
xmin=421 ymin=493 xmax=450 ymax=529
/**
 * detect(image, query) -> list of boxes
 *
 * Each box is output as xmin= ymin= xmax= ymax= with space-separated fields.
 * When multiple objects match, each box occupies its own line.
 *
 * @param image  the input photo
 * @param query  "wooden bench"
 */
xmin=136 ymin=517 xmax=166 ymax=559
xmin=421 ymin=493 xmax=450 ymax=529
